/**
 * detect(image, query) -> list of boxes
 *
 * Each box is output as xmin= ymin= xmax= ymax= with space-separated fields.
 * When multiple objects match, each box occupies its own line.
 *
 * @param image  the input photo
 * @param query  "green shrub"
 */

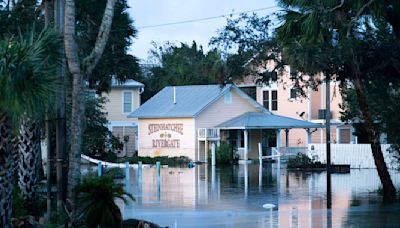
xmin=215 ymin=141 xmax=235 ymax=165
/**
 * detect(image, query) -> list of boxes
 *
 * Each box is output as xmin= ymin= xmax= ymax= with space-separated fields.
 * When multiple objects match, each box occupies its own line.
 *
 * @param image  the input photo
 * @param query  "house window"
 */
xmin=263 ymin=91 xmax=269 ymax=110
xmin=123 ymin=91 xmax=132 ymax=113
xmin=271 ymin=90 xmax=278 ymax=111
xmin=290 ymin=87 xmax=300 ymax=99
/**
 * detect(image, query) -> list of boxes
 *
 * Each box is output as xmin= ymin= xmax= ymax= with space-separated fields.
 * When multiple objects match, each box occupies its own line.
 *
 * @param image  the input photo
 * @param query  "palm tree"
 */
xmin=75 ymin=173 xmax=133 ymax=228
xmin=18 ymin=119 xmax=42 ymax=215
xmin=0 ymin=30 xmax=60 ymax=227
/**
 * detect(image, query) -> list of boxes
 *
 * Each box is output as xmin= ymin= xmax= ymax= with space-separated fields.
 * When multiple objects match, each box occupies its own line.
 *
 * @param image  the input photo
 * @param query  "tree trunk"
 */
xmin=0 ymin=113 xmax=13 ymax=228
xmin=18 ymin=120 xmax=42 ymax=215
xmin=55 ymin=0 xmax=66 ymax=211
xmin=64 ymin=0 xmax=117 ymax=222
xmin=352 ymin=73 xmax=397 ymax=202
xmin=64 ymin=0 xmax=83 ymax=218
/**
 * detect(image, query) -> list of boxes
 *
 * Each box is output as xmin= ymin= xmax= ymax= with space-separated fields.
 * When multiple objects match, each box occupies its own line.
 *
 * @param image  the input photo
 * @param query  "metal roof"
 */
xmin=128 ymin=84 xmax=268 ymax=118
xmin=216 ymin=112 xmax=323 ymax=129
xmin=111 ymin=78 xmax=144 ymax=88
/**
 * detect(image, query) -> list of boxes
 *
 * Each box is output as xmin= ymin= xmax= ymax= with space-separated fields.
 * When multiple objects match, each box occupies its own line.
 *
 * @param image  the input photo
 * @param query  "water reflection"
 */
xmin=122 ymin=163 xmax=400 ymax=227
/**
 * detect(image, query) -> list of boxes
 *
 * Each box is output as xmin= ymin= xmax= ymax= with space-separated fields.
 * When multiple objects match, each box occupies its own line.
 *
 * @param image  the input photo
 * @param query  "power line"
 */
xmin=137 ymin=6 xmax=279 ymax=29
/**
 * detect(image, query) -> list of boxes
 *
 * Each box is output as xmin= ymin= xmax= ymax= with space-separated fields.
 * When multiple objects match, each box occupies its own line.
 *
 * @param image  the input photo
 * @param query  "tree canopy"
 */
xmin=141 ymin=41 xmax=224 ymax=101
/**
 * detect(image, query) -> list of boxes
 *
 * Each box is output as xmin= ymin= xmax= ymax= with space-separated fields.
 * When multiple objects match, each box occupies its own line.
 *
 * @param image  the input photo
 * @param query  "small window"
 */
xmin=290 ymin=87 xmax=300 ymax=99
xmin=271 ymin=90 xmax=278 ymax=111
xmin=123 ymin=91 xmax=132 ymax=113
xmin=224 ymin=91 xmax=232 ymax=104
xmin=263 ymin=91 xmax=269 ymax=110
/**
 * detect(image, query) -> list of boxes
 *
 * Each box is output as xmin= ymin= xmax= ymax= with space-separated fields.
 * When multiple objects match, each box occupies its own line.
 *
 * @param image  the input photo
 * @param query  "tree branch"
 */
xmin=328 ymin=0 xmax=345 ymax=12
xmin=346 ymin=0 xmax=375 ymax=37
xmin=82 ymin=0 xmax=117 ymax=77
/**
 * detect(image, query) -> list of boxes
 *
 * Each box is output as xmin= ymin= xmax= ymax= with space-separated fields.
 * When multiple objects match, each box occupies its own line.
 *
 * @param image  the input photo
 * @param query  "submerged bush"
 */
xmin=287 ymin=153 xmax=313 ymax=169
xmin=213 ymin=141 xmax=236 ymax=165
xmin=119 ymin=156 xmax=192 ymax=167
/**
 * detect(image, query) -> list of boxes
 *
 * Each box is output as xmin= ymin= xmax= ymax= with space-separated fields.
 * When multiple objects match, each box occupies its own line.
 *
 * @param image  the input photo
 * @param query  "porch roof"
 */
xmin=216 ymin=112 xmax=323 ymax=129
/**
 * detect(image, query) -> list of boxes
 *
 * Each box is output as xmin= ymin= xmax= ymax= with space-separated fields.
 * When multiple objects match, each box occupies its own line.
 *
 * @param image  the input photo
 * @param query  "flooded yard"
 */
xmin=120 ymin=163 xmax=400 ymax=227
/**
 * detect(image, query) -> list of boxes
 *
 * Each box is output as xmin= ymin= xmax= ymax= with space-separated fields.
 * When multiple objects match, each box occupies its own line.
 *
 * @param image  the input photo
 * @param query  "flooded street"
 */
xmin=121 ymin=163 xmax=400 ymax=227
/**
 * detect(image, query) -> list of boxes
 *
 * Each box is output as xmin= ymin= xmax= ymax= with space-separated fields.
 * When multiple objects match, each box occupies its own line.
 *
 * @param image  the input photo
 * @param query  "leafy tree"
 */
xmin=83 ymin=94 xmax=122 ymax=160
xmin=275 ymin=0 xmax=400 ymax=202
xmin=141 ymin=41 xmax=224 ymax=101
xmin=212 ymin=1 xmax=400 ymax=202
xmin=76 ymin=0 xmax=140 ymax=93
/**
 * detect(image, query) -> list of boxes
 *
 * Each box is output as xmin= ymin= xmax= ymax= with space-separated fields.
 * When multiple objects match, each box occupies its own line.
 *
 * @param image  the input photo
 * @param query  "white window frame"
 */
xmin=122 ymin=90 xmax=134 ymax=114
xmin=262 ymin=89 xmax=278 ymax=111
xmin=288 ymin=85 xmax=301 ymax=101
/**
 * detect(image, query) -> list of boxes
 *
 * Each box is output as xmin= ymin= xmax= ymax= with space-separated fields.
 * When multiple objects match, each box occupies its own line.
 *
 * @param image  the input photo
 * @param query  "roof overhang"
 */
xmin=216 ymin=112 xmax=324 ymax=130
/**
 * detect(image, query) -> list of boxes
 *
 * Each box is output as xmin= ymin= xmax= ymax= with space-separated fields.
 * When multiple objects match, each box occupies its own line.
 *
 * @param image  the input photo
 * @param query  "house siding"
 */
xmin=195 ymin=89 xmax=259 ymax=128
xmin=103 ymin=88 xmax=141 ymax=122
xmin=196 ymin=89 xmax=260 ymax=159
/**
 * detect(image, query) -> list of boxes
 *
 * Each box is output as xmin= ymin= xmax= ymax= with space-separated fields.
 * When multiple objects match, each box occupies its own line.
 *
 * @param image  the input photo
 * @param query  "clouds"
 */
xmin=127 ymin=0 xmax=277 ymax=61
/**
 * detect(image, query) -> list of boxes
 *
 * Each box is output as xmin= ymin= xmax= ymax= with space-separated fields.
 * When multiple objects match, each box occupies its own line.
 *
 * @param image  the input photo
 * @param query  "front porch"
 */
xmin=198 ymin=112 xmax=323 ymax=163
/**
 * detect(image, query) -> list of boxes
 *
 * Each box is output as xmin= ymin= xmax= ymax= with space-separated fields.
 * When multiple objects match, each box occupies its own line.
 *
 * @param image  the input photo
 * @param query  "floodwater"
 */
xmin=120 ymin=163 xmax=400 ymax=227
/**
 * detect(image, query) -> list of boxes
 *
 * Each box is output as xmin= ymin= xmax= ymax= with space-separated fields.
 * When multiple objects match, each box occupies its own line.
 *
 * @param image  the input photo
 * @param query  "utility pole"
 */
xmin=326 ymin=75 xmax=332 ymax=210
xmin=54 ymin=0 xmax=66 ymax=211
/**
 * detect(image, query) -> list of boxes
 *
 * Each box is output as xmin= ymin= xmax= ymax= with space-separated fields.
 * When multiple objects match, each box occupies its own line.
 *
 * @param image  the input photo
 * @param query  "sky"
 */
xmin=126 ymin=0 xmax=279 ymax=62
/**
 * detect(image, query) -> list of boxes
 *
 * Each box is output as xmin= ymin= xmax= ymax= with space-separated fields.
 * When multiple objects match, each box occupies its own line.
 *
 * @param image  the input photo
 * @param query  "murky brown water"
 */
xmin=119 ymin=163 xmax=400 ymax=227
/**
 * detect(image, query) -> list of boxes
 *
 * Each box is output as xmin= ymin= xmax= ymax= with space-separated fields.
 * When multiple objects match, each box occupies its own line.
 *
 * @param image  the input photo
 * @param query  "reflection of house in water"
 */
xmin=123 ymin=164 xmax=400 ymax=227
xmin=129 ymin=84 xmax=322 ymax=162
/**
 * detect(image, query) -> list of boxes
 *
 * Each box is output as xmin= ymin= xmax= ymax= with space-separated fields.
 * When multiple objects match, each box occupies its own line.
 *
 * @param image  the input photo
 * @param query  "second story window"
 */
xmin=289 ymin=87 xmax=300 ymax=100
xmin=271 ymin=90 xmax=278 ymax=111
xmin=123 ymin=91 xmax=133 ymax=113
xmin=263 ymin=90 xmax=278 ymax=111
xmin=263 ymin=91 xmax=269 ymax=110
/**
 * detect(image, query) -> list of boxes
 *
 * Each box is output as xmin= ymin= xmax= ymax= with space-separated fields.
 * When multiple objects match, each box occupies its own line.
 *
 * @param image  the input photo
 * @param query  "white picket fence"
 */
xmin=308 ymin=144 xmax=398 ymax=169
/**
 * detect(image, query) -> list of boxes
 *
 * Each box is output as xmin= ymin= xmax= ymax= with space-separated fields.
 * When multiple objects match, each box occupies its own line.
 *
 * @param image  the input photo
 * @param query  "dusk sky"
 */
xmin=126 ymin=0 xmax=279 ymax=61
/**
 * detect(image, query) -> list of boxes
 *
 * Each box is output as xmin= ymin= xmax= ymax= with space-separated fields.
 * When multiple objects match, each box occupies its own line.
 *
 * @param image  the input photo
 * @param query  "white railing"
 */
xmin=198 ymin=128 xmax=220 ymax=139
xmin=258 ymin=143 xmax=281 ymax=162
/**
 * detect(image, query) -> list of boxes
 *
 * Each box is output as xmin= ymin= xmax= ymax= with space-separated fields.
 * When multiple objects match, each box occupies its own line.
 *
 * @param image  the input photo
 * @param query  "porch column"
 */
xmin=244 ymin=129 xmax=249 ymax=161
xmin=336 ymin=127 xmax=340 ymax=144
xmin=306 ymin=129 xmax=311 ymax=144
xmin=205 ymin=140 xmax=208 ymax=162
xmin=285 ymin=129 xmax=289 ymax=147
xmin=276 ymin=129 xmax=281 ymax=151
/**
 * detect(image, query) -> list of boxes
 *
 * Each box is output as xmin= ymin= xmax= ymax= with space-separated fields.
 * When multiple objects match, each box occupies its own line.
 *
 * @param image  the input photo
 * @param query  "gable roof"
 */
xmin=128 ymin=84 xmax=268 ymax=119
xmin=111 ymin=78 xmax=144 ymax=88
xmin=216 ymin=112 xmax=323 ymax=129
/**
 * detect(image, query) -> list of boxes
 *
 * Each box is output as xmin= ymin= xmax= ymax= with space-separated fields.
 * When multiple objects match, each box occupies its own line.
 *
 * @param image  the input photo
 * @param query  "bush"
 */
xmin=214 ymin=141 xmax=235 ymax=165
xmin=287 ymin=153 xmax=313 ymax=169
xmin=75 ymin=173 xmax=133 ymax=227
xmin=118 ymin=156 xmax=192 ymax=167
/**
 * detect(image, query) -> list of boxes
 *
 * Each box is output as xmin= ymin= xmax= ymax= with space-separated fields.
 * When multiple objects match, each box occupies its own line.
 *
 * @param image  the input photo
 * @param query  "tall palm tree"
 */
xmin=0 ymin=30 xmax=60 ymax=227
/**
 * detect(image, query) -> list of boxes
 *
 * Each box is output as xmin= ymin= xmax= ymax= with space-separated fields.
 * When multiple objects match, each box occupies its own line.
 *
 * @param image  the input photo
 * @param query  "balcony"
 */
xmin=198 ymin=128 xmax=220 ymax=141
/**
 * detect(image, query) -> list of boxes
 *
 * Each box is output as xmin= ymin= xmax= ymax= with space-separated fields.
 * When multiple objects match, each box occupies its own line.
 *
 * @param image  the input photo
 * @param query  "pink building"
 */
xmin=237 ymin=66 xmax=355 ymax=148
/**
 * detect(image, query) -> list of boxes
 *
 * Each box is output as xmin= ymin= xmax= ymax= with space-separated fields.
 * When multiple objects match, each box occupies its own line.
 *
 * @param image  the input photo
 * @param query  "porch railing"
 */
xmin=198 ymin=128 xmax=220 ymax=140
